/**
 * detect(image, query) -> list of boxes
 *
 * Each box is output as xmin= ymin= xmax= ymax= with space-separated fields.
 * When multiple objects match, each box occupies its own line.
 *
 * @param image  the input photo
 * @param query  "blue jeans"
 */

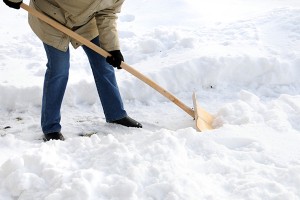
xmin=42 ymin=37 xmax=127 ymax=134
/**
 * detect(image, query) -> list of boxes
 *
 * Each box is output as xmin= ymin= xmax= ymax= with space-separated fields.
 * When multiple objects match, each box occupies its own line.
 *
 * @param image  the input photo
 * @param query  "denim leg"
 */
xmin=82 ymin=37 xmax=127 ymax=122
xmin=42 ymin=43 xmax=70 ymax=134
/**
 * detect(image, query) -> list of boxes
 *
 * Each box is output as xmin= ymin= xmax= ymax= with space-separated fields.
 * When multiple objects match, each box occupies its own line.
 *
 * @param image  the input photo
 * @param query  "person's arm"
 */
xmin=95 ymin=0 xmax=125 ymax=69
xmin=95 ymin=0 xmax=124 ymax=52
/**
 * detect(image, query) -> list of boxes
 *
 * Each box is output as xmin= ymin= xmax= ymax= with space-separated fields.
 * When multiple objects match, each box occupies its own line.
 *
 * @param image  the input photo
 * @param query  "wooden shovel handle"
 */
xmin=20 ymin=3 xmax=195 ymax=118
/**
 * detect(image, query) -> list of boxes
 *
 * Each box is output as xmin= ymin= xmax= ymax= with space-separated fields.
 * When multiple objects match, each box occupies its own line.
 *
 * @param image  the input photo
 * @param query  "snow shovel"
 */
xmin=20 ymin=3 xmax=213 ymax=132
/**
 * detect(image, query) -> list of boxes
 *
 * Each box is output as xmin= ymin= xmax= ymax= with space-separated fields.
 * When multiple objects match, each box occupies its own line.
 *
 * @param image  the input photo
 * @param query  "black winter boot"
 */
xmin=43 ymin=132 xmax=65 ymax=141
xmin=111 ymin=116 xmax=142 ymax=128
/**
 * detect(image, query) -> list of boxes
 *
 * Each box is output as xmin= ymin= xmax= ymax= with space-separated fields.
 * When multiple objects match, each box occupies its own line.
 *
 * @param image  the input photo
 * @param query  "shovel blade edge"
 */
xmin=192 ymin=92 xmax=214 ymax=132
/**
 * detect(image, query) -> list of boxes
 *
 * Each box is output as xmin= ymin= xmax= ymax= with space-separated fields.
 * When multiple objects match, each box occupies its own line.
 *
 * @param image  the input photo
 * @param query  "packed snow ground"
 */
xmin=1 ymin=0 xmax=300 ymax=199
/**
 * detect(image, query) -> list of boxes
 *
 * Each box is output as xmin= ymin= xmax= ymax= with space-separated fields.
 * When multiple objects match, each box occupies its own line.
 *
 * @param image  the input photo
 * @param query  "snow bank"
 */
xmin=1 ymin=0 xmax=300 ymax=199
xmin=1 ymin=126 xmax=300 ymax=199
xmin=215 ymin=90 xmax=300 ymax=132
xmin=1 ymin=53 xmax=299 ymax=111
xmin=0 ymin=85 xmax=41 ymax=111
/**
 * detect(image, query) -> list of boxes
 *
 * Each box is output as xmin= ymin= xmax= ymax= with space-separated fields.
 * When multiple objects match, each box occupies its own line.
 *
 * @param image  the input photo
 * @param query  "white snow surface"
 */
xmin=1 ymin=0 xmax=300 ymax=199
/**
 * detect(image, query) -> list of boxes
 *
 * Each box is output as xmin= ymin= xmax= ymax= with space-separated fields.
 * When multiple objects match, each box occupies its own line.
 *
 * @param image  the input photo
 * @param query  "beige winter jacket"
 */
xmin=27 ymin=0 xmax=125 ymax=52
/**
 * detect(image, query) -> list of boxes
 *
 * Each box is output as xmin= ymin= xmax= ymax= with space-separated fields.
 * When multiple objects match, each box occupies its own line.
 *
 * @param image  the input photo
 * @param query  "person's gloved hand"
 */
xmin=106 ymin=50 xmax=124 ymax=69
xmin=3 ymin=0 xmax=22 ymax=9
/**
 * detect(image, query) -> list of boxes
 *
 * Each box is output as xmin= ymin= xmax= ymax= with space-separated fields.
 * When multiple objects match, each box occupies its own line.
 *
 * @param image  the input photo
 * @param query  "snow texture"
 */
xmin=0 ymin=0 xmax=300 ymax=199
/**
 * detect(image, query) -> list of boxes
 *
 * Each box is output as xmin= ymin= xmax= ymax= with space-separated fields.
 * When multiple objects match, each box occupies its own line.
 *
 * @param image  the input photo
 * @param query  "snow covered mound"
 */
xmin=0 ymin=0 xmax=300 ymax=199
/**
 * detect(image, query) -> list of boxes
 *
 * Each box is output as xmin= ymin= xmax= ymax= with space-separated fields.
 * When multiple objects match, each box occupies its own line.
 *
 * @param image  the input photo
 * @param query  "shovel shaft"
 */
xmin=20 ymin=3 xmax=194 ymax=118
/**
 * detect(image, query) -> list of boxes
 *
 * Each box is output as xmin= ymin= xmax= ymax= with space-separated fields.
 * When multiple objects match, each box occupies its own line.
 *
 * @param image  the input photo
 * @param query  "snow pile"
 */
xmin=215 ymin=91 xmax=300 ymax=131
xmin=0 ymin=0 xmax=300 ymax=199
xmin=1 ymin=127 xmax=300 ymax=199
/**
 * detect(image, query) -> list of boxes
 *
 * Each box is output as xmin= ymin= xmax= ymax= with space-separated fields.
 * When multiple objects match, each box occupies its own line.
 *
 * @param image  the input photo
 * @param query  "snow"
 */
xmin=1 ymin=0 xmax=300 ymax=199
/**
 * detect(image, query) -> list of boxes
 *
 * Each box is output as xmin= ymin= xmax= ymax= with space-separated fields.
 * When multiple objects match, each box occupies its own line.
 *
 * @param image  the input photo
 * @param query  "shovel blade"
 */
xmin=192 ymin=92 xmax=214 ymax=132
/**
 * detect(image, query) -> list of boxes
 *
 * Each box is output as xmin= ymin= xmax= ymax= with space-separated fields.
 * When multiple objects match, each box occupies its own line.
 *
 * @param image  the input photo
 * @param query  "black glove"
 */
xmin=106 ymin=50 xmax=124 ymax=69
xmin=3 ymin=0 xmax=22 ymax=9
